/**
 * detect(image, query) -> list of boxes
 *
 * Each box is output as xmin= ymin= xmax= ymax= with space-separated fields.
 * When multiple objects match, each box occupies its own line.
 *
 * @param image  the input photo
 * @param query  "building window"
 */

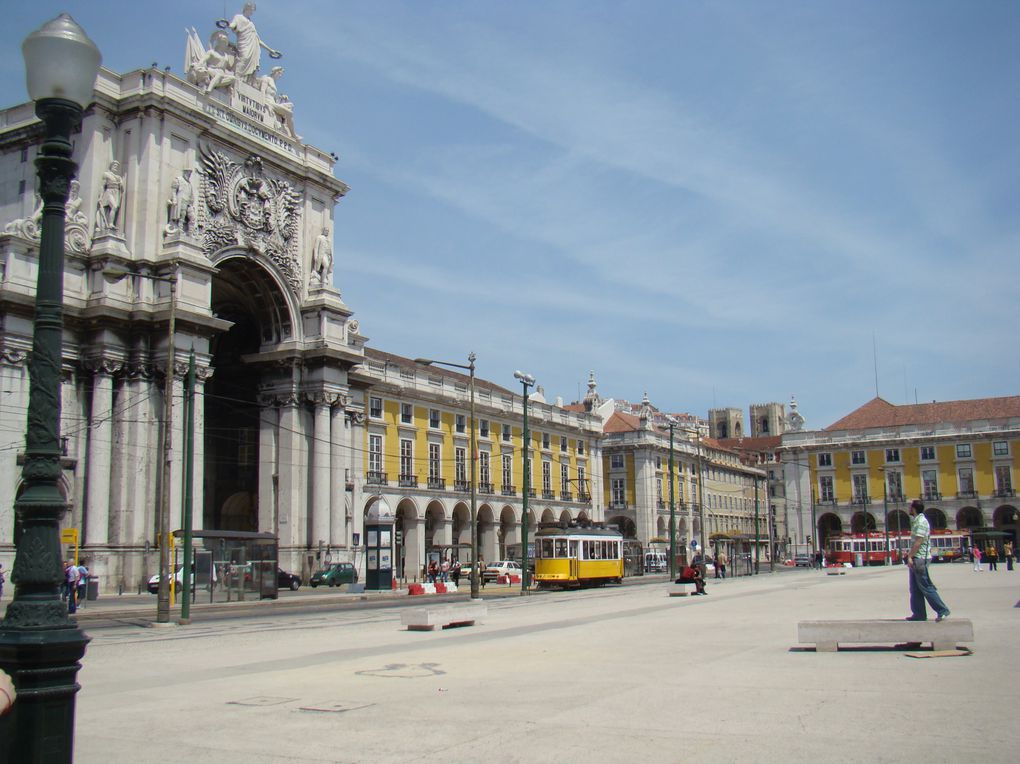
xmin=455 ymin=447 xmax=466 ymax=484
xmin=656 ymin=456 xmax=662 ymax=469
xmin=369 ymin=396 xmax=383 ymax=419
xmin=561 ymin=463 xmax=569 ymax=494
xmin=610 ymin=453 xmax=624 ymax=469
xmin=542 ymin=432 xmax=551 ymax=450
xmin=479 ymin=451 xmax=490 ymax=486
xmin=542 ymin=461 xmax=551 ymax=493
xmin=611 ymin=478 xmax=626 ymax=506
xmin=399 ymin=439 xmax=413 ymax=479
xmin=886 ymin=471 xmax=903 ymax=500
xmin=369 ymin=434 xmax=382 ymax=473
xmin=502 ymin=454 xmax=512 ymax=488
xmin=429 ymin=443 xmax=441 ymax=483
xmin=560 ymin=436 xmax=568 ymax=452
xmin=819 ymin=476 xmax=834 ymax=502
xmin=479 ymin=419 xmax=490 ymax=438
xmin=885 ymin=448 xmax=900 ymax=463
xmin=429 ymin=408 xmax=440 ymax=429
xmin=994 ymin=441 xmax=1009 ymax=457
xmin=656 ymin=478 xmax=663 ymax=503
xmin=852 ymin=474 xmax=868 ymax=503
xmin=455 ymin=414 xmax=466 ymax=434
xmin=851 ymin=450 xmax=866 ymax=465
xmin=577 ymin=465 xmax=587 ymax=497
xmin=920 ymin=446 xmax=936 ymax=461
xmin=922 ymin=469 xmax=938 ymax=498
xmin=400 ymin=402 xmax=413 ymax=424
xmin=958 ymin=468 xmax=974 ymax=496
xmin=578 ymin=440 xmax=585 ymax=455
xmin=956 ymin=443 xmax=972 ymax=459
xmin=818 ymin=453 xmax=832 ymax=467
xmin=995 ymin=466 xmax=1013 ymax=495
xmin=502 ymin=423 xmax=511 ymax=442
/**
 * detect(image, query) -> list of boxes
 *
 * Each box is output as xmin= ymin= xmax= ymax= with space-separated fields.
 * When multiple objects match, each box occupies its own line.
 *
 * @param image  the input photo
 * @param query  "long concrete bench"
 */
xmin=798 ymin=619 xmax=974 ymax=652
xmin=668 ymin=582 xmax=699 ymax=597
xmin=401 ymin=602 xmax=488 ymax=631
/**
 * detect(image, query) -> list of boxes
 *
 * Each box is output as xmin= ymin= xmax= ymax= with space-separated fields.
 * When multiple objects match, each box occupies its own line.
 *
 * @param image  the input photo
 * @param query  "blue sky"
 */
xmin=2 ymin=1 xmax=1018 ymax=429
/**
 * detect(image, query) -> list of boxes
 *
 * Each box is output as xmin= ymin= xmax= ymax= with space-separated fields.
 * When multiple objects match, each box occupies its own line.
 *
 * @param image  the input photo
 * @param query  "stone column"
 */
xmin=329 ymin=398 xmax=347 ymax=547
xmin=85 ymin=359 xmax=121 ymax=546
xmin=276 ymin=394 xmax=303 ymax=549
xmin=257 ymin=398 xmax=280 ymax=540
xmin=311 ymin=395 xmax=331 ymax=549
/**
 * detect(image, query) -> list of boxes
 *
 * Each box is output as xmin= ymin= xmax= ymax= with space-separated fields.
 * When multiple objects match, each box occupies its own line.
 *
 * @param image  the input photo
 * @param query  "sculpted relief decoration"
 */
xmin=200 ymin=145 xmax=303 ymax=295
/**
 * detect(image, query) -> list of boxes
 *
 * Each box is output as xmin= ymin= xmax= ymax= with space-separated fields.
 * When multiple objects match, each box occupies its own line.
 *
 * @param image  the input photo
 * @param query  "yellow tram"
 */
xmin=533 ymin=525 xmax=624 ymax=588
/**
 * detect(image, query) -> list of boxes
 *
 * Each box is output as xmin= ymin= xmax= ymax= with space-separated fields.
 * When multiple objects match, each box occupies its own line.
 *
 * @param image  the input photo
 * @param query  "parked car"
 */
xmin=309 ymin=562 xmax=357 ymax=587
xmin=482 ymin=560 xmax=521 ymax=583
xmin=147 ymin=565 xmax=216 ymax=594
xmin=277 ymin=568 xmax=301 ymax=590
xmin=794 ymin=554 xmax=813 ymax=567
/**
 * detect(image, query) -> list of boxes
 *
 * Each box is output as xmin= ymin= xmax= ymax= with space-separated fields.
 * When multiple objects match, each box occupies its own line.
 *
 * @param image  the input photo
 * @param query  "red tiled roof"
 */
xmin=826 ymin=396 xmax=1020 ymax=431
xmin=561 ymin=403 xmax=586 ymax=413
xmin=717 ymin=435 xmax=782 ymax=452
xmin=604 ymin=411 xmax=641 ymax=433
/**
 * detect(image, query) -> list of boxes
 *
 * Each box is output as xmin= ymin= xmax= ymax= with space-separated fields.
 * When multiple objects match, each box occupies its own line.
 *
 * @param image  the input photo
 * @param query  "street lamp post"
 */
xmin=0 ymin=15 xmax=101 ymax=762
xmin=513 ymin=371 xmax=535 ymax=594
xmin=880 ymin=468 xmax=890 ymax=566
xmin=103 ymin=267 xmax=178 ymax=622
xmin=666 ymin=417 xmax=677 ymax=579
xmin=415 ymin=354 xmax=479 ymax=598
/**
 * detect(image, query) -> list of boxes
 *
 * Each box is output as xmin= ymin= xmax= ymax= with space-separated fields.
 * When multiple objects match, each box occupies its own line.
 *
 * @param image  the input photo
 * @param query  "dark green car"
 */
xmin=309 ymin=562 xmax=358 ymax=587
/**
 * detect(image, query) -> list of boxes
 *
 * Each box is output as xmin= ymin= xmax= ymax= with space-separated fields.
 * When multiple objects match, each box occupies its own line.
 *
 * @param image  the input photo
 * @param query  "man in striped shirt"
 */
xmin=904 ymin=499 xmax=951 ymax=622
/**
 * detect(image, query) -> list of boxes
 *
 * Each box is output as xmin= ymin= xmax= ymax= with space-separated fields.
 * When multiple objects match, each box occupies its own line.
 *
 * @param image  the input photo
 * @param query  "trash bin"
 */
xmin=86 ymin=575 xmax=99 ymax=601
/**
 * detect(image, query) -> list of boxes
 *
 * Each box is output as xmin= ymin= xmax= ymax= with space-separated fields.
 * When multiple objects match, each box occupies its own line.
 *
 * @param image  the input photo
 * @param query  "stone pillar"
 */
xmin=329 ymin=400 xmax=346 ymax=547
xmin=311 ymin=396 xmax=331 ymax=549
xmin=276 ymin=395 xmax=303 ymax=549
xmin=258 ymin=400 xmax=280 ymax=540
xmin=85 ymin=360 xmax=120 ymax=546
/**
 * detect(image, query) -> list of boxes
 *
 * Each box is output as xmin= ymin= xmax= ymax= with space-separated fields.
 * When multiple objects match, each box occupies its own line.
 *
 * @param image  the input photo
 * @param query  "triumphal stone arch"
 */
xmin=0 ymin=6 xmax=368 ymax=589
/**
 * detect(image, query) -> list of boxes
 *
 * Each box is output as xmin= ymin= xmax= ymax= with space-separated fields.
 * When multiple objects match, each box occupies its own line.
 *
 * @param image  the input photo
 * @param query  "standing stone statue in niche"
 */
xmin=166 ymin=169 xmax=196 ymax=236
xmin=258 ymin=66 xmax=299 ymax=140
xmin=310 ymin=227 xmax=333 ymax=286
xmin=67 ymin=180 xmax=87 ymax=226
xmin=221 ymin=2 xmax=281 ymax=82
xmin=95 ymin=160 xmax=125 ymax=233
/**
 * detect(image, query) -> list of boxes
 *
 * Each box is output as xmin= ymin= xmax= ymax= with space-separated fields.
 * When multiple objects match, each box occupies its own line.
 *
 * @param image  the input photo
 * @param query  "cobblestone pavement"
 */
xmin=73 ymin=563 xmax=1018 ymax=763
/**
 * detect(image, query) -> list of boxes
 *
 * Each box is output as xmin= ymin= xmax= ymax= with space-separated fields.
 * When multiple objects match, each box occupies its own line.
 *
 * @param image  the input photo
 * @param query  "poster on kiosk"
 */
xmin=365 ymin=498 xmax=394 ymax=590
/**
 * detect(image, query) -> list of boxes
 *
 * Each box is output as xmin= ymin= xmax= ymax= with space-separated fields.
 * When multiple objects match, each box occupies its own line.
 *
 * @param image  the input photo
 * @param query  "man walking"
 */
xmin=904 ymin=499 xmax=950 ymax=622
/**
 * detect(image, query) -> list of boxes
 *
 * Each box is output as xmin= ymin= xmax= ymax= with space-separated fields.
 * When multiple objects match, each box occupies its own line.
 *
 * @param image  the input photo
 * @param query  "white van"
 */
xmin=644 ymin=551 xmax=668 ymax=573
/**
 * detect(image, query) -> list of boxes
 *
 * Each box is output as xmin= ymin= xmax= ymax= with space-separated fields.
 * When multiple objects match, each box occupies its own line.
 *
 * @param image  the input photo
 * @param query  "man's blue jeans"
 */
xmin=908 ymin=560 xmax=949 ymax=620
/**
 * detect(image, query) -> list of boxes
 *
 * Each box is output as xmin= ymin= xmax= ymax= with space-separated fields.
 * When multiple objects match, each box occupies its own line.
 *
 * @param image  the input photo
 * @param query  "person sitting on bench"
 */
xmin=676 ymin=563 xmax=707 ymax=595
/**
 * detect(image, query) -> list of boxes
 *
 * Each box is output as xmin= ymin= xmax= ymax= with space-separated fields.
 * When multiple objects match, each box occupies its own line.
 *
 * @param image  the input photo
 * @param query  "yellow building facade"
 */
xmin=356 ymin=349 xmax=604 ymax=581
xmin=780 ymin=396 xmax=1020 ymax=554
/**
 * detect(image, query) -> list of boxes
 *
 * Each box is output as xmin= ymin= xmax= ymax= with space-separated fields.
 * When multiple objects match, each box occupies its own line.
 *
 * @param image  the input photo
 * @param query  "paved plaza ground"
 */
xmin=72 ymin=563 xmax=1017 ymax=763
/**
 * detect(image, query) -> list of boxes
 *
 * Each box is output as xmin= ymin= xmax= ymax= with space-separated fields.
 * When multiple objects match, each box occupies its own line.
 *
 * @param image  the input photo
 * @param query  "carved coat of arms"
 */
xmin=199 ymin=145 xmax=302 ymax=293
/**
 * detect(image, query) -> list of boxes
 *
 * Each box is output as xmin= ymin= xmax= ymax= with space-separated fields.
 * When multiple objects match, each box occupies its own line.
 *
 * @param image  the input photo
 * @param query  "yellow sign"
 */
xmin=60 ymin=528 xmax=79 ymax=544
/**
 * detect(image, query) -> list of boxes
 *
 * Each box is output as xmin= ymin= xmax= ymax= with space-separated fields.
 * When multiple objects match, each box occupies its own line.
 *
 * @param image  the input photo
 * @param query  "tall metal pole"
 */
xmin=0 ymin=16 xmax=101 ymax=759
xmin=156 ymin=272 xmax=177 ymax=624
xmin=668 ymin=420 xmax=676 ymax=579
xmin=882 ymin=470 xmax=890 ymax=566
xmin=179 ymin=351 xmax=196 ymax=623
xmin=697 ymin=429 xmax=707 ymax=560
xmin=515 ymin=371 xmax=534 ymax=594
xmin=754 ymin=478 xmax=760 ymax=574
xmin=468 ymin=352 xmax=479 ymax=599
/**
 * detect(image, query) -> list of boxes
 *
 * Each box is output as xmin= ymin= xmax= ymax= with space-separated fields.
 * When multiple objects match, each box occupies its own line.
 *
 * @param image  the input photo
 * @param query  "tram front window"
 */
xmin=540 ymin=539 xmax=554 ymax=559
xmin=555 ymin=539 xmax=568 ymax=557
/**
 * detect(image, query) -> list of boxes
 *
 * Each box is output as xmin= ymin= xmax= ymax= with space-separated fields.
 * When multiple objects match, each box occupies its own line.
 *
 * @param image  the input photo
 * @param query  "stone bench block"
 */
xmin=798 ymin=619 xmax=974 ymax=652
xmin=668 ymin=582 xmax=698 ymax=597
xmin=401 ymin=602 xmax=488 ymax=631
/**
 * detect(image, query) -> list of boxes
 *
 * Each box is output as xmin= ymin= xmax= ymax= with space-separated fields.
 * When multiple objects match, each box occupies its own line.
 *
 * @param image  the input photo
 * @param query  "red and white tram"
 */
xmin=825 ymin=528 xmax=970 ymax=566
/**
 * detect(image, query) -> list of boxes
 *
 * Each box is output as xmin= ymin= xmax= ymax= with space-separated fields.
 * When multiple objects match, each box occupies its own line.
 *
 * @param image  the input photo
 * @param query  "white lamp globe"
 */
xmin=22 ymin=14 xmax=102 ymax=108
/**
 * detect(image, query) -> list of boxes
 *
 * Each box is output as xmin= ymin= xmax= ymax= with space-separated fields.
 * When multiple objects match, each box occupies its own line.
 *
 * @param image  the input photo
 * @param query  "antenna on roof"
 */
xmin=872 ymin=332 xmax=880 ymax=398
